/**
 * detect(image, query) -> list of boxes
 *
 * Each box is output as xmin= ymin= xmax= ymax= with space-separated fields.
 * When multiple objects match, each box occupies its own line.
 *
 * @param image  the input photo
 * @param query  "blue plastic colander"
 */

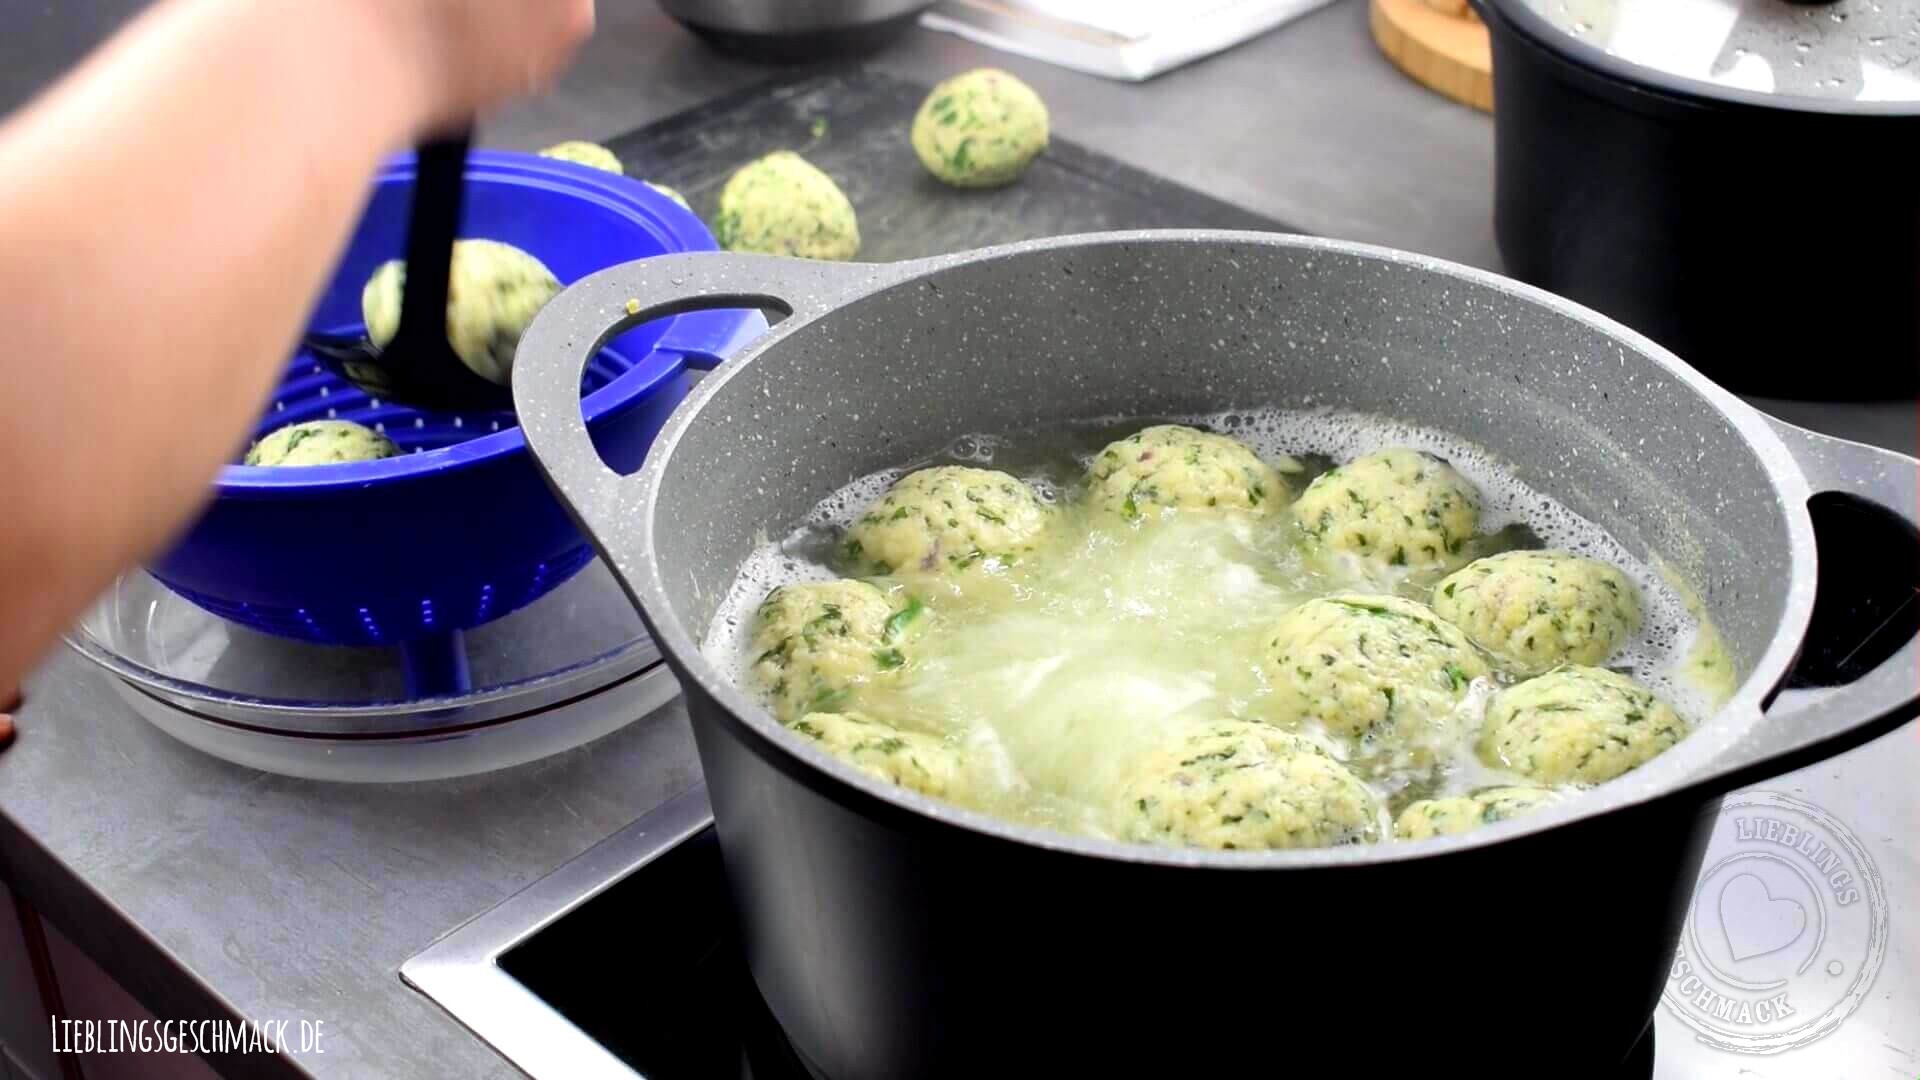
xmin=149 ymin=151 xmax=762 ymax=693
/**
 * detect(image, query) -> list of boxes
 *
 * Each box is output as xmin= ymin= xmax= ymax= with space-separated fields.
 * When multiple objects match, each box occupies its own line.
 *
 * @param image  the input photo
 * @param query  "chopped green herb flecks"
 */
xmin=807 ymin=687 xmax=852 ymax=713
xmin=883 ymin=597 xmax=925 ymax=641
xmin=912 ymin=69 xmax=1049 ymax=187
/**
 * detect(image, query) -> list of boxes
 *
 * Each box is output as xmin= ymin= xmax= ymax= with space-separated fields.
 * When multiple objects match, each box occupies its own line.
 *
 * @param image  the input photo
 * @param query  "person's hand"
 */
xmin=0 ymin=692 xmax=17 ymax=751
xmin=362 ymin=0 xmax=598 ymax=134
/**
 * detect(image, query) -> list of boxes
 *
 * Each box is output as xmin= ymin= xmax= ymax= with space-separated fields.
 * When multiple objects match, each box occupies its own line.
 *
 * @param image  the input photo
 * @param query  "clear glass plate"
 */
xmin=64 ymin=560 xmax=679 ymax=781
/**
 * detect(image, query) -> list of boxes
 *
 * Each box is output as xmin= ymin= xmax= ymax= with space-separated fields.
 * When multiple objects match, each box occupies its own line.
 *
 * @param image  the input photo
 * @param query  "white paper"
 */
xmin=990 ymin=0 xmax=1243 ymax=42
xmin=922 ymin=0 xmax=1338 ymax=82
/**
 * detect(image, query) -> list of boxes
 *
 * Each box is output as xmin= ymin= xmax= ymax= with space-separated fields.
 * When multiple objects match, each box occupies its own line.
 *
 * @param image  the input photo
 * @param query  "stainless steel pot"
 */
xmin=514 ymin=232 xmax=1920 ymax=1077
xmin=658 ymin=0 xmax=935 ymax=61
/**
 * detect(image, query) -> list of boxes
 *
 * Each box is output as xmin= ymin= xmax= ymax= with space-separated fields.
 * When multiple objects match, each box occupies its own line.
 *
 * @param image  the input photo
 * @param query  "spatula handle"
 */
xmin=394 ymin=129 xmax=473 ymax=345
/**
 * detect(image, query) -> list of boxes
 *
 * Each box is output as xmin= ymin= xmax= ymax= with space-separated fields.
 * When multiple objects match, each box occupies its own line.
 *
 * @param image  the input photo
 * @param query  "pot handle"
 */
xmin=513 ymin=252 xmax=909 ymax=588
xmin=1682 ymin=418 xmax=1920 ymax=798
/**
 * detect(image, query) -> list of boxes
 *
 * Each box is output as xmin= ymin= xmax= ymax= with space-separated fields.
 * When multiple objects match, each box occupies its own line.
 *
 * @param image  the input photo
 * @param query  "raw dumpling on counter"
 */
xmin=244 ymin=419 xmax=399 ymax=467
xmin=712 ymin=151 xmax=859 ymax=261
xmin=361 ymin=238 xmax=561 ymax=386
xmin=1085 ymin=424 xmax=1297 ymax=520
xmin=911 ymin=68 xmax=1050 ymax=188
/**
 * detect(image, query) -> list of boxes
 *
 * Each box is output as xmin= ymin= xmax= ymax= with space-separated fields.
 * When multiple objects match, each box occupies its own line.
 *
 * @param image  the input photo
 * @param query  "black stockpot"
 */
xmin=515 ymin=233 xmax=1920 ymax=1077
xmin=1477 ymin=0 xmax=1920 ymax=399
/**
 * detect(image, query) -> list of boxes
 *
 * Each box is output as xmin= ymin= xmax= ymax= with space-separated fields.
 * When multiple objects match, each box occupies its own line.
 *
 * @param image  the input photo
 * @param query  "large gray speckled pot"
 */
xmin=514 ymin=232 xmax=1918 ymax=1078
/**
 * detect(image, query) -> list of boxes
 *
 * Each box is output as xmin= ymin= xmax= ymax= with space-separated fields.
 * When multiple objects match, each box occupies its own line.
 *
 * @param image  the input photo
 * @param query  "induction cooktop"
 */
xmin=402 ymin=785 xmax=1658 ymax=1080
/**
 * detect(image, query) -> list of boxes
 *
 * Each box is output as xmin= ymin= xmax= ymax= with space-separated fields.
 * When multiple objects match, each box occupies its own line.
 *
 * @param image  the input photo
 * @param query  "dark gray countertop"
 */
xmin=0 ymin=3 xmax=1913 ymax=1079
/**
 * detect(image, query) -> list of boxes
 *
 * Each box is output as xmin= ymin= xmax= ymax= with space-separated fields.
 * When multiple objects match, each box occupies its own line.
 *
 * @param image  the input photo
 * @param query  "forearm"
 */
xmin=0 ymin=0 xmax=430 ymax=690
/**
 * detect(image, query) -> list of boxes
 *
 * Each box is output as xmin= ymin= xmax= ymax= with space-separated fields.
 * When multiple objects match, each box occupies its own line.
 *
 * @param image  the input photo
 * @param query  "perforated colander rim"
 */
xmin=214 ymin=150 xmax=727 ymax=494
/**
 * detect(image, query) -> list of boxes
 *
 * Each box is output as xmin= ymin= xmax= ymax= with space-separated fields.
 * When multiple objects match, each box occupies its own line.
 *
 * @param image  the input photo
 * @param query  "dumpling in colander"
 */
xmin=244 ymin=420 xmax=399 ymax=467
xmin=538 ymin=140 xmax=622 ymax=174
xmin=644 ymin=181 xmax=691 ymax=210
xmin=361 ymin=238 xmax=561 ymax=386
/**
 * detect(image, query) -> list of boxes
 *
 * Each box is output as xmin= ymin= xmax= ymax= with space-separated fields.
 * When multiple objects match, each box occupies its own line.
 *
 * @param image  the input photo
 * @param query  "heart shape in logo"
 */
xmin=1718 ymin=873 xmax=1807 ymax=962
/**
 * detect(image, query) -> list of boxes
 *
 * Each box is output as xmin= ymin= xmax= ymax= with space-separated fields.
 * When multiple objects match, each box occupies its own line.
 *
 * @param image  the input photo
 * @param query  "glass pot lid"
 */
xmin=1516 ymin=0 xmax=1920 ymax=106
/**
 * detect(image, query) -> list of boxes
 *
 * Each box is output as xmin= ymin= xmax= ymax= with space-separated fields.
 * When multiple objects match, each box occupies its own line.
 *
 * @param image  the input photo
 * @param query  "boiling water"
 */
xmin=703 ymin=409 xmax=1728 ymax=838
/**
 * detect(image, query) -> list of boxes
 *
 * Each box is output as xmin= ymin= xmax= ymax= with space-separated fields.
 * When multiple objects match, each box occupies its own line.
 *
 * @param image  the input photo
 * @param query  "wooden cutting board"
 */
xmin=1370 ymin=0 xmax=1494 ymax=113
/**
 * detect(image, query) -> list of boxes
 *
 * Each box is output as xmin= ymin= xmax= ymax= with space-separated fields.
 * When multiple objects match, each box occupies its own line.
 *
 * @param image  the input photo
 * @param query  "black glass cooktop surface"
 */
xmin=498 ymin=825 xmax=813 ymax=1079
xmin=494 ymin=818 xmax=1655 ymax=1080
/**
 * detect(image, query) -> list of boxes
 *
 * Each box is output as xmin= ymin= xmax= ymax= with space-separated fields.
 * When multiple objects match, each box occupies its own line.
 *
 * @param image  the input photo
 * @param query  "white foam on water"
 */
xmin=1199 ymin=406 xmax=1709 ymax=719
xmin=702 ymin=409 xmax=1723 ymax=824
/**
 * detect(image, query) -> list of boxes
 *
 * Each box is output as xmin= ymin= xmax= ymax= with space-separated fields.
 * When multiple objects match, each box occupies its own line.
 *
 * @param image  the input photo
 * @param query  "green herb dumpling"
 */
xmin=712 ymin=151 xmax=858 ymax=261
xmin=750 ymin=580 xmax=919 ymax=721
xmin=644 ymin=181 xmax=691 ymax=210
xmin=1085 ymin=425 xmax=1298 ymax=520
xmin=910 ymin=68 xmax=1049 ymax=188
xmin=538 ymin=140 xmax=622 ymax=174
xmin=1291 ymin=448 xmax=1481 ymax=571
xmin=1478 ymin=666 xmax=1687 ymax=785
xmin=361 ymin=238 xmax=560 ymax=385
xmin=1255 ymin=594 xmax=1489 ymax=761
xmin=1433 ymin=550 xmax=1642 ymax=675
xmin=244 ymin=420 xmax=399 ymax=467
xmin=1394 ymin=786 xmax=1558 ymax=839
xmin=843 ymin=467 xmax=1051 ymax=578
xmin=788 ymin=711 xmax=964 ymax=798
xmin=1114 ymin=721 xmax=1381 ymax=850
